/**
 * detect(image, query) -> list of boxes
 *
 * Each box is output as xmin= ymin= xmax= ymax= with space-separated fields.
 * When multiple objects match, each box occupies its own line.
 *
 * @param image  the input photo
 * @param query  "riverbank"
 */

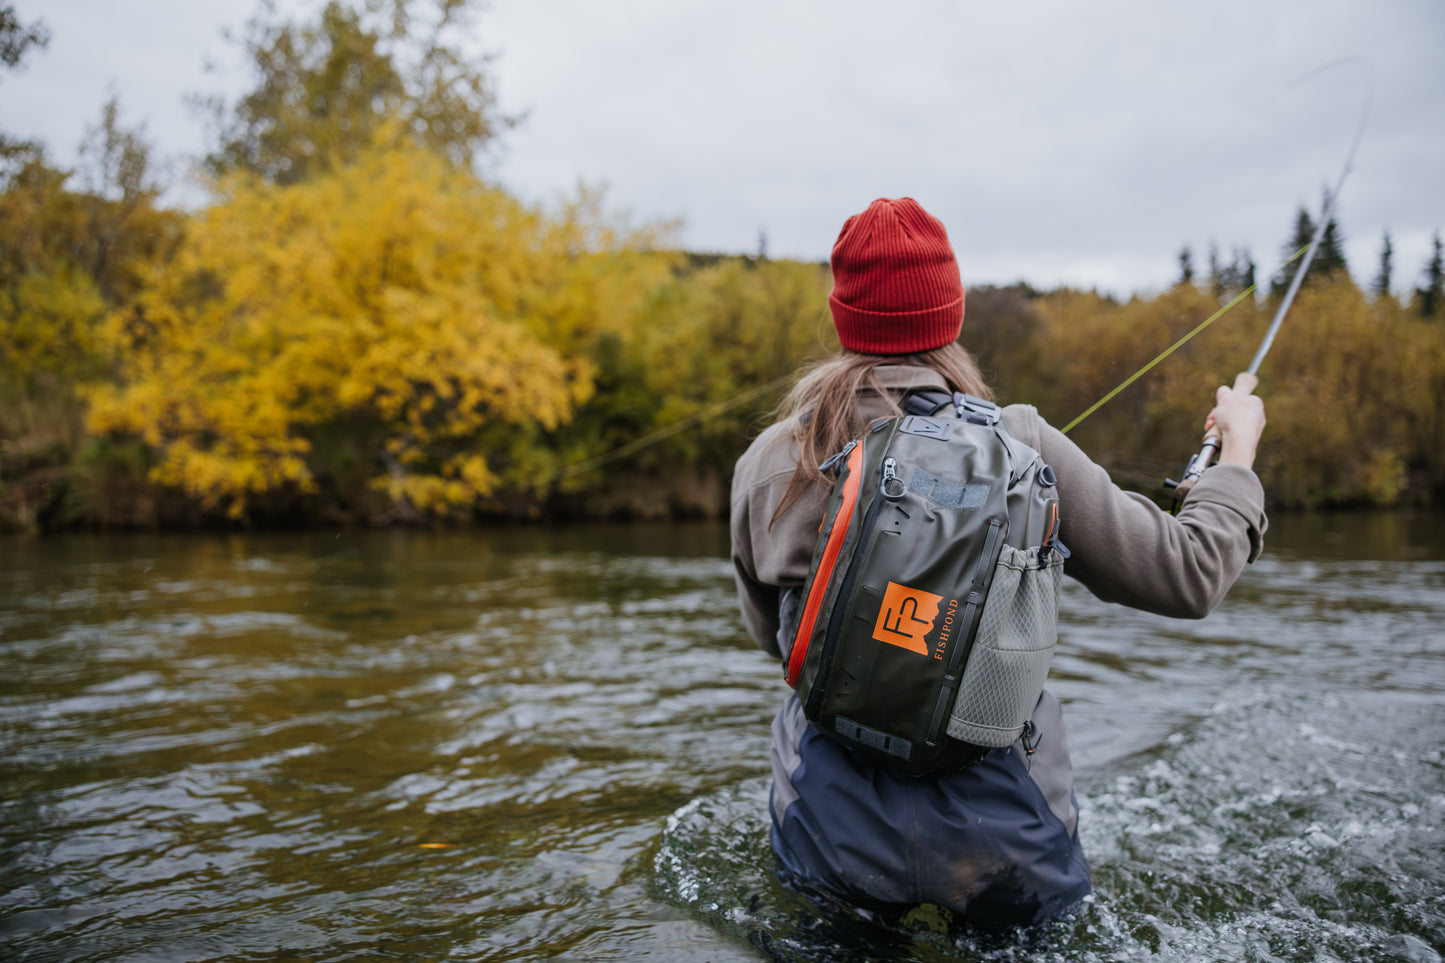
xmin=0 ymin=460 xmax=735 ymax=533
xmin=7 ymin=453 xmax=1443 ymax=535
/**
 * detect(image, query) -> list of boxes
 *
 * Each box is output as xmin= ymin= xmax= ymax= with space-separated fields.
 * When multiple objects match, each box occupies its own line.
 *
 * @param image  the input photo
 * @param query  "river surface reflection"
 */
xmin=1 ymin=514 xmax=1442 ymax=962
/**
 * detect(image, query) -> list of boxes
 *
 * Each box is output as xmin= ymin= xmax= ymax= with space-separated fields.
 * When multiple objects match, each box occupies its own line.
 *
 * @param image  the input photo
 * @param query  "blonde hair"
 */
xmin=770 ymin=342 xmax=992 ymax=523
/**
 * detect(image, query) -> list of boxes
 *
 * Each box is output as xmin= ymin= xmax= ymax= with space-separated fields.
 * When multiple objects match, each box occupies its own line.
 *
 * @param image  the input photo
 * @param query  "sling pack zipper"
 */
xmin=803 ymin=454 xmax=894 ymax=718
xmin=785 ymin=441 xmax=863 ymax=687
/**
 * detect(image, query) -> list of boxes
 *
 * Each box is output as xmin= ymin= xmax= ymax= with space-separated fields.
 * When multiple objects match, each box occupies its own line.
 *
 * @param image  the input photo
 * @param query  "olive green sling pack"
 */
xmin=783 ymin=392 xmax=1068 ymax=776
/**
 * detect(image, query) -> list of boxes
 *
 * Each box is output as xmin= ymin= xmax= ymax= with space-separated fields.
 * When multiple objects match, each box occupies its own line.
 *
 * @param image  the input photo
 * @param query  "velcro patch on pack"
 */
xmin=909 ymin=468 xmax=990 ymax=510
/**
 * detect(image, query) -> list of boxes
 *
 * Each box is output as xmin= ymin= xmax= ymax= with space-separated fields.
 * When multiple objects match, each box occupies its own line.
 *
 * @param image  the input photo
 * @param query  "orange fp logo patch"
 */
xmin=872 ymin=581 xmax=944 ymax=655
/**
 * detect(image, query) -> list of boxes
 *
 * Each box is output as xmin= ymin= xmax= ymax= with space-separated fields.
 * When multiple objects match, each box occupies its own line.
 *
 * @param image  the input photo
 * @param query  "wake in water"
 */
xmin=654 ymin=683 xmax=1444 ymax=963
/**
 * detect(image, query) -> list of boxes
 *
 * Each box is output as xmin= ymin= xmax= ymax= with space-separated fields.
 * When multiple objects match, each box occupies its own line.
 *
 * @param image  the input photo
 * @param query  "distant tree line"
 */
xmin=1178 ymin=205 xmax=1442 ymax=313
xmin=2 ymin=1 xmax=1444 ymax=531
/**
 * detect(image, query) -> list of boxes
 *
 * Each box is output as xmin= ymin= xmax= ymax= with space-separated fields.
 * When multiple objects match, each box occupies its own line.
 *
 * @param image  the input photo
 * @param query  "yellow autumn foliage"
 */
xmin=6 ymin=132 xmax=1445 ymax=527
xmin=8 ymin=0 xmax=1444 ymax=529
xmin=632 ymin=256 xmax=834 ymax=466
xmin=975 ymin=277 xmax=1444 ymax=509
xmin=1246 ymin=282 xmax=1442 ymax=508
xmin=86 ymin=145 xmax=605 ymax=519
xmin=1 ymin=264 xmax=107 ymax=385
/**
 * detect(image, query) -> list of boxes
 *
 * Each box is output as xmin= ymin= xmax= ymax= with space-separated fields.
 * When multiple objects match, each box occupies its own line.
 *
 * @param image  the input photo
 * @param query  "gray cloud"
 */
xmin=3 ymin=0 xmax=1440 ymax=295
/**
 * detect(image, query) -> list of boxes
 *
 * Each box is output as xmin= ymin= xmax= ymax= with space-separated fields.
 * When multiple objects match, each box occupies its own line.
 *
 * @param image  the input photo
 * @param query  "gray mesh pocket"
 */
xmin=946 ymin=543 xmax=1063 ymax=747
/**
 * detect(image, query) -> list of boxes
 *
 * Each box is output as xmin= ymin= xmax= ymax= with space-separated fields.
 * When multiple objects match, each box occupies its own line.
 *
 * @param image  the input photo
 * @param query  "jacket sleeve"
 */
xmin=729 ymin=424 xmax=829 ymax=658
xmin=1005 ymin=405 xmax=1268 ymax=619
xmin=731 ymin=483 xmax=784 ymax=658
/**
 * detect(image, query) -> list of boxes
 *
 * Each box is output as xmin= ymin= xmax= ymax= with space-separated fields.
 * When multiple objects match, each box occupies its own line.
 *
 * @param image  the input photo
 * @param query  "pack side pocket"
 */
xmin=946 ymin=543 xmax=1063 ymax=748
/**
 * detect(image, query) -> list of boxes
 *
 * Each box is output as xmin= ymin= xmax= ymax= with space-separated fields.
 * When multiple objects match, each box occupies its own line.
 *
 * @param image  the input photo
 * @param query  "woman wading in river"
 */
xmin=729 ymin=197 xmax=1268 ymax=928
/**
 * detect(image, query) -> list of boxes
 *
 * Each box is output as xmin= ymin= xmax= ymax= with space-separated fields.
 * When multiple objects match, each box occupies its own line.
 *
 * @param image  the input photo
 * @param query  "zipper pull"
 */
xmin=1040 ymin=502 xmax=1058 ymax=552
xmin=819 ymin=440 xmax=858 ymax=476
xmin=1039 ymin=517 xmax=1070 ymax=562
xmin=881 ymin=457 xmax=905 ymax=498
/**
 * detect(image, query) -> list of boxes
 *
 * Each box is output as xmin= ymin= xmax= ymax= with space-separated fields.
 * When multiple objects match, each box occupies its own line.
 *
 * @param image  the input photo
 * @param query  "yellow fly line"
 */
xmin=1059 ymin=243 xmax=1310 ymax=435
xmin=557 ymin=371 xmax=796 ymax=479
xmin=556 ymin=242 xmax=1313 ymax=477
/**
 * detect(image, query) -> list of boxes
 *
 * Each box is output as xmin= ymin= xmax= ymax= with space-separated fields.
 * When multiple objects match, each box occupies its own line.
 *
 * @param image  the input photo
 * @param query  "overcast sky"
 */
xmin=2 ymin=1 xmax=1442 ymax=296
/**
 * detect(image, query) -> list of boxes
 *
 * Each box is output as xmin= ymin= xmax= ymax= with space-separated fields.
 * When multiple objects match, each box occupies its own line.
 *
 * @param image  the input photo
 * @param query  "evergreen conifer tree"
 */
xmin=1240 ymin=249 xmax=1256 ymax=293
xmin=1316 ymin=215 xmax=1349 ymax=280
xmin=1373 ymin=231 xmax=1393 ymax=300
xmin=1272 ymin=201 xmax=1348 ymax=298
xmin=1177 ymin=246 xmax=1194 ymax=286
xmin=1419 ymin=231 xmax=1443 ymax=319
xmin=1272 ymin=208 xmax=1315 ymax=298
xmin=1209 ymin=246 xmax=1256 ymax=300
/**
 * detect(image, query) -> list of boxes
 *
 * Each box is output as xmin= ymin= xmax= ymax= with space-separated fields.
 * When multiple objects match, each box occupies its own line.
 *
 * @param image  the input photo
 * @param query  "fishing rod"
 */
xmin=1163 ymin=188 xmax=1335 ymax=501
xmin=1164 ymin=59 xmax=1371 ymax=505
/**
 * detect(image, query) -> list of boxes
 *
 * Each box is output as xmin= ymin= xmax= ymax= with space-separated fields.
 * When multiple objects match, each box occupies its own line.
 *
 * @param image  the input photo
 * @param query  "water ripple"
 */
xmin=2 ymin=521 xmax=1442 ymax=962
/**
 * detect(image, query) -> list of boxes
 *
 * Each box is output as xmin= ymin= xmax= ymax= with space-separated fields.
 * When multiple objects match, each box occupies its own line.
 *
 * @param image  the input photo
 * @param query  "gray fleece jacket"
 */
xmin=731 ymin=365 xmax=1267 ymax=657
xmin=728 ymin=363 xmax=1268 ymax=925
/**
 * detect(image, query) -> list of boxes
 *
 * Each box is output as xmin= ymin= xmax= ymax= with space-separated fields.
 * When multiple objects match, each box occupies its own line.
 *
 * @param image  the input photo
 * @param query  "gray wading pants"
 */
xmin=768 ymin=690 xmax=1091 ymax=929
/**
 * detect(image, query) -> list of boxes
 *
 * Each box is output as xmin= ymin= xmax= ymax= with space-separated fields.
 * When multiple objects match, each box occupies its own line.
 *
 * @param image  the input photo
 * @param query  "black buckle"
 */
xmin=955 ymin=393 xmax=1001 ymax=426
xmin=1021 ymin=720 xmax=1042 ymax=756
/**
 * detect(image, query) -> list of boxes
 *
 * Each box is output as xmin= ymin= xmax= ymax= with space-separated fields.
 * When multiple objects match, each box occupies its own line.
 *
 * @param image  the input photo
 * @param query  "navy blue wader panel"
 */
xmin=770 ymin=698 xmax=1091 ymax=930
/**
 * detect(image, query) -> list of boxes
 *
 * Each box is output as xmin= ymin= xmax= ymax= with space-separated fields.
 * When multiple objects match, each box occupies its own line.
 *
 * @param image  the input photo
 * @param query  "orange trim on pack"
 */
xmin=787 ymin=443 xmax=864 ymax=687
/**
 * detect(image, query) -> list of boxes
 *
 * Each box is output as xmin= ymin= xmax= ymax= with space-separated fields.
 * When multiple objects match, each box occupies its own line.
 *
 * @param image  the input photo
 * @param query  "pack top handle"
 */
xmin=902 ymin=390 xmax=1001 ymax=426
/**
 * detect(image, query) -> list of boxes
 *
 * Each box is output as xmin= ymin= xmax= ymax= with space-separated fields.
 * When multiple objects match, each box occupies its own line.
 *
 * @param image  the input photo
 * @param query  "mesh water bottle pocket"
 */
xmin=946 ymin=543 xmax=1063 ymax=748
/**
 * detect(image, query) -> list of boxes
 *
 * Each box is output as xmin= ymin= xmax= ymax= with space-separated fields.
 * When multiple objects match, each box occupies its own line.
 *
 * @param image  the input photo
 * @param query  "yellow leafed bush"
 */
xmin=87 ymin=145 xmax=591 ymax=519
xmin=632 ymin=256 xmax=834 ymax=466
xmin=1 ymin=265 xmax=107 ymax=385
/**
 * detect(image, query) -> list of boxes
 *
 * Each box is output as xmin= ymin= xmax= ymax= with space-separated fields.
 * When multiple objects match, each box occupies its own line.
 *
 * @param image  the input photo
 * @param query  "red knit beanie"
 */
xmin=828 ymin=197 xmax=965 ymax=354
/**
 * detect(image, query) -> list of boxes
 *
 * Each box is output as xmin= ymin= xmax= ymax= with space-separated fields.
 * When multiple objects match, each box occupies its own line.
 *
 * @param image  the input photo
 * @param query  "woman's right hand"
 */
xmin=1205 ymin=384 xmax=1267 ymax=469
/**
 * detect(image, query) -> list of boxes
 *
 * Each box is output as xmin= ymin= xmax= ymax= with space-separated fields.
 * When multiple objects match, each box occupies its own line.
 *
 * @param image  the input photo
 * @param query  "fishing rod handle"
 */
xmin=1203 ymin=371 xmax=1259 ymax=441
xmin=1166 ymin=372 xmax=1259 ymax=504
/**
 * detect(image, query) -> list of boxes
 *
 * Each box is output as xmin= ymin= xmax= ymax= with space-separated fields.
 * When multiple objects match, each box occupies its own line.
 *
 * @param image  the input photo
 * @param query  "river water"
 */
xmin=1 ymin=515 xmax=1442 ymax=962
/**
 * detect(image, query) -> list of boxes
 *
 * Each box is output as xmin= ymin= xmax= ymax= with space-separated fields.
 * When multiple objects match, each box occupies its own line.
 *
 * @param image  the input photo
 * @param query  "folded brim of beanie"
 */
xmin=828 ymin=293 xmax=964 ymax=355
